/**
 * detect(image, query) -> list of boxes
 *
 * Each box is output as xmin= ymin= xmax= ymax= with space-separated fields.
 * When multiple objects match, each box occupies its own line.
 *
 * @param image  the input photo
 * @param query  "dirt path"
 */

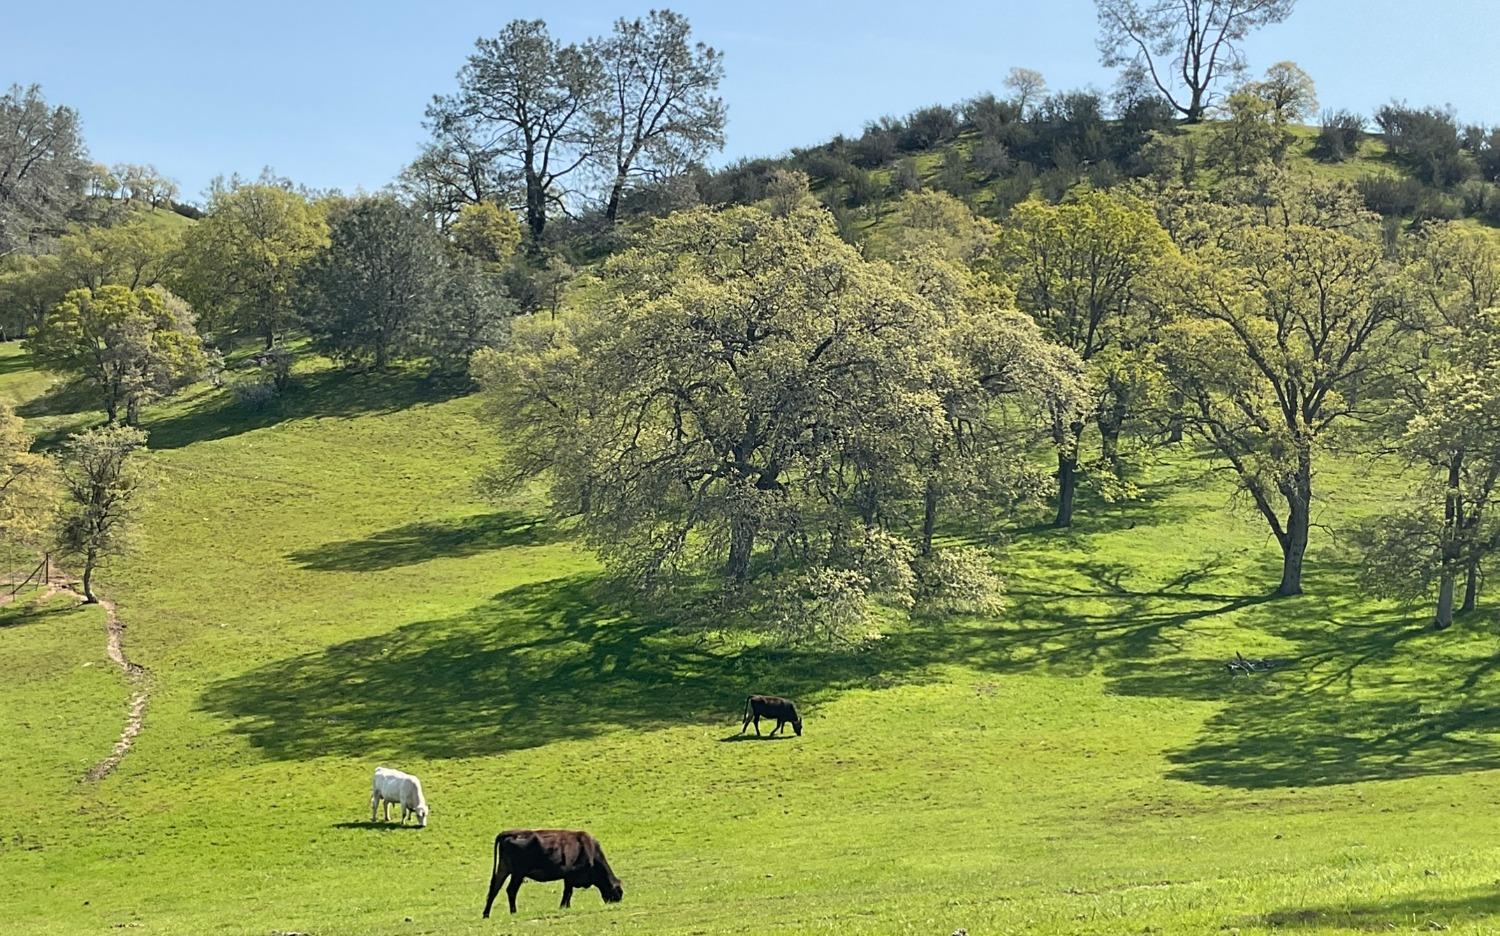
xmin=2 ymin=575 xmax=150 ymax=781
xmin=84 ymin=594 xmax=149 ymax=781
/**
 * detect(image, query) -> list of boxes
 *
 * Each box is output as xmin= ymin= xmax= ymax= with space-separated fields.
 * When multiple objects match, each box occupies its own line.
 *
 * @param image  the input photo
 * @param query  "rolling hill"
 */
xmin=3 ymin=330 xmax=1500 ymax=934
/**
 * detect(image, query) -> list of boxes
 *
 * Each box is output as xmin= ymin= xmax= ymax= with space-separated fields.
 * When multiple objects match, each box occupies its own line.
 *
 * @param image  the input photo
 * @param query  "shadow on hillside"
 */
xmin=0 ymin=351 xmax=36 ymax=377
xmin=330 ymin=821 xmax=425 ymax=832
xmin=1008 ymin=467 xmax=1206 ymax=542
xmin=199 ymin=574 xmax=912 ymax=760
xmin=15 ymin=378 xmax=99 ymax=422
xmin=1255 ymin=889 xmax=1500 ymax=930
xmin=203 ymin=543 xmax=1500 ymax=787
xmin=142 ymin=367 xmax=471 ymax=450
xmin=952 ymin=544 xmax=1500 ymax=789
xmin=287 ymin=511 xmax=564 ymax=572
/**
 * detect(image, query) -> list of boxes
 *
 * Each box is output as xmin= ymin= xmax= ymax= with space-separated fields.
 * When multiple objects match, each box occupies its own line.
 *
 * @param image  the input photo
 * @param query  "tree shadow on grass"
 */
xmin=287 ymin=511 xmax=564 ymax=572
xmin=201 ymin=548 xmax=1500 ymax=788
xmin=199 ymin=574 xmax=920 ymax=761
xmin=14 ymin=378 xmax=99 ymax=422
xmin=956 ymin=546 xmax=1500 ymax=790
xmin=141 ymin=367 xmax=471 ymax=450
xmin=1255 ymin=889 xmax=1500 ymax=930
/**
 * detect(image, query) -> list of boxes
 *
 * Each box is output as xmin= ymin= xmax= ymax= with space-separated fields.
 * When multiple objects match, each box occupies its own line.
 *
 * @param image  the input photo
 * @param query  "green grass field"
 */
xmin=3 ymin=339 xmax=1500 ymax=935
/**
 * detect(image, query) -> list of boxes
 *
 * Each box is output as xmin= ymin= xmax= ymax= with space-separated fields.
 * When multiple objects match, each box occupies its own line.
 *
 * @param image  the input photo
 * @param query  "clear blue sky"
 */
xmin=4 ymin=0 xmax=1497 ymax=202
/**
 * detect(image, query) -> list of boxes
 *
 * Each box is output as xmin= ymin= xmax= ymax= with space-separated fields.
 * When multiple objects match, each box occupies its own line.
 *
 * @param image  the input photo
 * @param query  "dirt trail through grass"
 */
xmin=2 ymin=575 xmax=149 ymax=781
xmin=84 ymin=593 xmax=148 ymax=781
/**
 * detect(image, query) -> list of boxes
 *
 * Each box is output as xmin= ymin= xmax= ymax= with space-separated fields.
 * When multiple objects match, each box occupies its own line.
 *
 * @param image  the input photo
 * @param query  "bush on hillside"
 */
xmin=900 ymin=105 xmax=959 ymax=151
xmin=1376 ymin=103 xmax=1473 ymax=187
xmin=1357 ymin=174 xmax=1426 ymax=216
xmin=1314 ymin=110 xmax=1366 ymax=162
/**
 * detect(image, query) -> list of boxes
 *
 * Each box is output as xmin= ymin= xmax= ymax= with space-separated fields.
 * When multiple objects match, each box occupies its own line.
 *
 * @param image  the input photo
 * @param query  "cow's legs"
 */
xmin=772 ymin=719 xmax=784 ymax=736
xmin=507 ymin=876 xmax=524 ymax=914
xmin=560 ymin=883 xmax=573 ymax=908
xmin=741 ymin=710 xmax=753 ymax=734
xmin=370 ymin=792 xmax=379 ymax=823
xmin=483 ymin=870 xmax=508 ymax=919
xmin=382 ymin=799 xmax=392 ymax=822
xmin=753 ymin=714 xmax=761 ymax=736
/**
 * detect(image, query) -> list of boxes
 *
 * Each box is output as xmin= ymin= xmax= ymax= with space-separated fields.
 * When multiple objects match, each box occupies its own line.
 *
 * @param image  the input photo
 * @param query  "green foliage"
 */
xmin=876 ymin=190 xmax=998 ymax=264
xmin=0 ymin=402 xmax=56 ymax=550
xmin=25 ymin=284 xmax=207 ymax=424
xmin=174 ymin=176 xmax=329 ymax=344
xmin=996 ymin=186 xmax=1175 ymax=522
xmin=55 ymin=423 xmax=148 ymax=601
xmin=1205 ymin=90 xmax=1292 ymax=177
xmin=299 ymin=198 xmax=447 ymax=369
xmin=1313 ymin=109 xmax=1365 ymax=162
xmin=1161 ymin=181 xmax=1398 ymax=594
xmin=1246 ymin=61 xmax=1317 ymax=125
xmin=448 ymin=201 xmax=522 ymax=265
xmin=913 ymin=545 xmax=1007 ymax=616
xmin=479 ymin=204 xmax=1069 ymax=637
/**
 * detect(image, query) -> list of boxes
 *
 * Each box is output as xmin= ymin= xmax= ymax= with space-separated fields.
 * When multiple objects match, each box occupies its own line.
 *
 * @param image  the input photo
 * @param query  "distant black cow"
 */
xmin=740 ymin=694 xmax=802 ymax=737
xmin=481 ymin=829 xmax=624 ymax=917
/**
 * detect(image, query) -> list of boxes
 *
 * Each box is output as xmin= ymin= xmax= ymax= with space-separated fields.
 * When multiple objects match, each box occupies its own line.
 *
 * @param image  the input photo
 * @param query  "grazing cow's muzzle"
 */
xmin=603 ymin=881 xmax=624 ymax=903
xmin=793 ymin=720 xmax=803 ymax=736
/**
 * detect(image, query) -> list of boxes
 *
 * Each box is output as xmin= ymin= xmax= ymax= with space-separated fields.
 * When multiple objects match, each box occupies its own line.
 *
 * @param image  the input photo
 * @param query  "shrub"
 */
xmin=1376 ymin=103 xmax=1473 ymax=187
xmin=851 ymin=119 xmax=900 ymax=168
xmin=899 ymin=105 xmax=958 ymax=151
xmin=893 ymin=157 xmax=922 ymax=193
xmin=1357 ymin=174 xmax=1426 ymax=216
xmin=230 ymin=377 xmax=277 ymax=409
xmin=915 ymin=547 xmax=1006 ymax=617
xmin=970 ymin=139 xmax=1011 ymax=180
xmin=1314 ymin=110 xmax=1366 ymax=162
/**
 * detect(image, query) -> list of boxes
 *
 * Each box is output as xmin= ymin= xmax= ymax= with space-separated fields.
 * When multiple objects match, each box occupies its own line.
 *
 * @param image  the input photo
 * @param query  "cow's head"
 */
xmin=416 ymin=803 xmax=429 ymax=827
xmin=601 ymin=877 xmax=624 ymax=904
xmin=792 ymin=716 xmax=803 ymax=736
xmin=595 ymin=861 xmax=624 ymax=903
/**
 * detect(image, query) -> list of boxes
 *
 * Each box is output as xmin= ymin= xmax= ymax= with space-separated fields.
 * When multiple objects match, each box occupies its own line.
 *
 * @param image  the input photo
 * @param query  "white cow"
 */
xmin=370 ymin=766 xmax=429 ymax=827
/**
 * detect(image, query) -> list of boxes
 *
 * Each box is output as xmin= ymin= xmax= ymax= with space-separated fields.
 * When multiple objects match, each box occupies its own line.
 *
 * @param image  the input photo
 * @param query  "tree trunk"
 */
xmin=1166 ymin=389 xmax=1184 ymax=443
xmin=264 ymin=323 xmax=276 ymax=350
xmin=105 ymin=397 xmax=118 ymax=425
xmin=1462 ymin=561 xmax=1479 ymax=613
xmin=1435 ymin=569 xmax=1456 ymax=629
xmin=921 ymin=477 xmax=939 ymax=555
xmin=1098 ymin=419 xmax=1121 ymax=473
xmin=1055 ymin=451 xmax=1077 ymax=529
xmin=1276 ymin=454 xmax=1312 ymax=596
xmin=81 ymin=548 xmax=98 ymax=604
xmin=1436 ymin=453 xmax=1464 ymax=626
xmin=524 ymin=168 xmax=546 ymax=248
xmin=125 ymin=396 xmax=141 ymax=426
xmin=605 ymin=175 xmax=626 ymax=224
xmin=726 ymin=516 xmax=757 ymax=583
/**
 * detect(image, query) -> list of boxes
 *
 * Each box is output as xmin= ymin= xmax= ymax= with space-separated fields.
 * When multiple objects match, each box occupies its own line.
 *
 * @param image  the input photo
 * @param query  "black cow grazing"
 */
xmin=482 ymin=829 xmax=624 ymax=917
xmin=741 ymin=694 xmax=802 ymax=737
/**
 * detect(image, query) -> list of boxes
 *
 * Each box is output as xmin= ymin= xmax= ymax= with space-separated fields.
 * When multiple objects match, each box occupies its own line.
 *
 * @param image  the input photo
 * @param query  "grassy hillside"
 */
xmin=3 ymin=341 xmax=1500 ymax=935
xmin=813 ymin=122 xmax=1500 ymax=250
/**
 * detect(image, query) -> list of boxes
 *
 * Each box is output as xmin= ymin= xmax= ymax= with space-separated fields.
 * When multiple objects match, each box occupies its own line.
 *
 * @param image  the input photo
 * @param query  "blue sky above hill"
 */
xmin=4 ymin=0 xmax=1497 ymax=200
